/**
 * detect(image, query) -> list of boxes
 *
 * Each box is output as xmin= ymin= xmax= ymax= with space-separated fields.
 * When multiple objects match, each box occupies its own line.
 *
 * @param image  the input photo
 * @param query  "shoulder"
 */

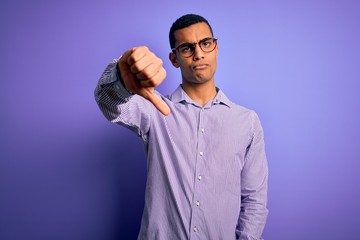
xmin=226 ymin=98 xmax=255 ymax=117
xmin=224 ymin=98 xmax=263 ymax=132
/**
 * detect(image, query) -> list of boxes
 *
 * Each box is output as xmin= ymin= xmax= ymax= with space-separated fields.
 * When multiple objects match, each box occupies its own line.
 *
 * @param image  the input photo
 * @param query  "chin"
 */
xmin=190 ymin=78 xmax=212 ymax=85
xmin=183 ymin=73 xmax=214 ymax=85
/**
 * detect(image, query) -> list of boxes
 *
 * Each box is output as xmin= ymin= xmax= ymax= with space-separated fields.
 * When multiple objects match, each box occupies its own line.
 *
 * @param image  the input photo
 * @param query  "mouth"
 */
xmin=192 ymin=64 xmax=208 ymax=70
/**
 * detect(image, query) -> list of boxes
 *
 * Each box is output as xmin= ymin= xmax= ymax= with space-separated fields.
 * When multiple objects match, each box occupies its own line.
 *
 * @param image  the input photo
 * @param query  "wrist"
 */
xmin=116 ymin=61 xmax=134 ymax=95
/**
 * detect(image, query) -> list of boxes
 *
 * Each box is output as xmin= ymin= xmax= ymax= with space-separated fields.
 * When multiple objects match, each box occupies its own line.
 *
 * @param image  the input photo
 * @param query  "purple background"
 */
xmin=1 ymin=0 xmax=359 ymax=239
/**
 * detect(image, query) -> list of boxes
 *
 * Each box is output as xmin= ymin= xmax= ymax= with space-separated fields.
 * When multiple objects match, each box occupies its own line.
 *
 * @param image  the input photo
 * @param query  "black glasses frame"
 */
xmin=171 ymin=37 xmax=218 ymax=58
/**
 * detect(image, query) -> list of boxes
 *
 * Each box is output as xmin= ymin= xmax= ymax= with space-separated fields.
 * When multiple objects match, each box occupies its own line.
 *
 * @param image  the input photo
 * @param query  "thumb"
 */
xmin=145 ymin=91 xmax=171 ymax=116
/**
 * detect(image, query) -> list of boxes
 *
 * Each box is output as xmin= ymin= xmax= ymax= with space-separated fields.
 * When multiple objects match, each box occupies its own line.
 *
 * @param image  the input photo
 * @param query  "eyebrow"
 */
xmin=176 ymin=37 xmax=213 ymax=47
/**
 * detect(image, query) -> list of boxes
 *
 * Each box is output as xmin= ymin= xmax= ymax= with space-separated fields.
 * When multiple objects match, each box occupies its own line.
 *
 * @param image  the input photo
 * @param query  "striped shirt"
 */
xmin=94 ymin=60 xmax=268 ymax=240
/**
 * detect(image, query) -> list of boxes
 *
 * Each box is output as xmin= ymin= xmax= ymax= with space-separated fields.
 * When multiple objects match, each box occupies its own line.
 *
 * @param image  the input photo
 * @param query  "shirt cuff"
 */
xmin=114 ymin=61 xmax=134 ymax=97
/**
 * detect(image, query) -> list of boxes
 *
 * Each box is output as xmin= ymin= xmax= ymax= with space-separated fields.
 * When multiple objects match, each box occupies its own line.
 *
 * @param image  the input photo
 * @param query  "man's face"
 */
xmin=170 ymin=22 xmax=218 ymax=85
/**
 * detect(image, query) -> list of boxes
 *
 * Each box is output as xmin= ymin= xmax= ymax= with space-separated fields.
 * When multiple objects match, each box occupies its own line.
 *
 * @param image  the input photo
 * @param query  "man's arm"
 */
xmin=236 ymin=111 xmax=269 ymax=240
xmin=94 ymin=59 xmax=151 ymax=138
xmin=94 ymin=46 xmax=170 ymax=139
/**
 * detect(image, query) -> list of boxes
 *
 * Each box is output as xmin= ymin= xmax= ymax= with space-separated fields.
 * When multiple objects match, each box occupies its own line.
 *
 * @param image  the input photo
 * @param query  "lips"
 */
xmin=192 ymin=64 xmax=208 ymax=70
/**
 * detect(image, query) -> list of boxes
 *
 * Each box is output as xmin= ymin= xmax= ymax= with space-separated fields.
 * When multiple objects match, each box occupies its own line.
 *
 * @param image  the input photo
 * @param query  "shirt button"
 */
xmin=198 ymin=175 xmax=202 ymax=181
xmin=199 ymin=151 xmax=203 ymax=156
xmin=201 ymin=128 xmax=205 ymax=133
xmin=193 ymin=226 xmax=198 ymax=232
xmin=196 ymin=200 xmax=200 ymax=206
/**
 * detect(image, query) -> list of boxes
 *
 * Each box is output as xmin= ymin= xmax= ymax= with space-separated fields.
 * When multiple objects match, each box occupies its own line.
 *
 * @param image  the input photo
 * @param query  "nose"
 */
xmin=192 ymin=43 xmax=205 ymax=60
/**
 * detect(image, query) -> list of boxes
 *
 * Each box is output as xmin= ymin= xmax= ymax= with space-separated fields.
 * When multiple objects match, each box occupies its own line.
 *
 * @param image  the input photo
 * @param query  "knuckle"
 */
xmin=130 ymin=63 xmax=141 ymax=73
xmin=136 ymin=46 xmax=149 ymax=55
xmin=141 ymin=67 xmax=154 ymax=79
xmin=161 ymin=68 xmax=167 ymax=77
xmin=139 ymin=46 xmax=149 ymax=51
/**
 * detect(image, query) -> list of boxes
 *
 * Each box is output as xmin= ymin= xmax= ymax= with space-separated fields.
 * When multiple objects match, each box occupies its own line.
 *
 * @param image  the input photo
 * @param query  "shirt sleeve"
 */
xmin=236 ymin=111 xmax=269 ymax=240
xmin=94 ymin=59 xmax=153 ymax=141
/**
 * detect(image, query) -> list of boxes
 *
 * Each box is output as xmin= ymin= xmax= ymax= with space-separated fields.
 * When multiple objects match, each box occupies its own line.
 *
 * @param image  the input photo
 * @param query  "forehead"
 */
xmin=174 ymin=22 xmax=212 ymax=44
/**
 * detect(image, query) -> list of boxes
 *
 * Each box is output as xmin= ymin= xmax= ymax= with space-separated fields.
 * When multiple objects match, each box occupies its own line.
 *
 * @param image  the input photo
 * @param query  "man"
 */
xmin=95 ymin=14 xmax=268 ymax=240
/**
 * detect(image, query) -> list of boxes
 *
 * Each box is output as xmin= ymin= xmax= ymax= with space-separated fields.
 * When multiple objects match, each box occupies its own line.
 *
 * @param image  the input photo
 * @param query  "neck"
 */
xmin=181 ymin=81 xmax=217 ymax=107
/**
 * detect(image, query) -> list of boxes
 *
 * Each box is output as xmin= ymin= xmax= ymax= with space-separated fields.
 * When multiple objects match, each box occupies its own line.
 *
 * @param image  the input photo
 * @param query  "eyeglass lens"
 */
xmin=177 ymin=38 xmax=217 ymax=57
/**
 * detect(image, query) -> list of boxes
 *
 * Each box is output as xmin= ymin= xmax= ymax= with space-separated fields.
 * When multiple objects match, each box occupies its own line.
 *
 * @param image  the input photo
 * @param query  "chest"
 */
xmin=161 ymin=105 xmax=252 ymax=165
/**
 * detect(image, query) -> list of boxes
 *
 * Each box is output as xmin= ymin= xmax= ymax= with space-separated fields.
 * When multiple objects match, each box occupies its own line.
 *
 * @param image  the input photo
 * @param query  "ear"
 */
xmin=169 ymin=52 xmax=180 ymax=68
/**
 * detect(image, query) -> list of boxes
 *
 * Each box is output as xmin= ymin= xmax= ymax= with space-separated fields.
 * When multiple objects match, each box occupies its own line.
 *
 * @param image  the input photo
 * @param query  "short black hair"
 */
xmin=169 ymin=14 xmax=214 ymax=49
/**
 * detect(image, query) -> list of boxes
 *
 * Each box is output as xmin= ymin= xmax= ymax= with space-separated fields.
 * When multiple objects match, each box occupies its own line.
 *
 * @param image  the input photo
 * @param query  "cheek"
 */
xmin=179 ymin=65 xmax=192 ymax=77
xmin=211 ymin=57 xmax=217 ymax=71
xmin=178 ymin=61 xmax=192 ymax=73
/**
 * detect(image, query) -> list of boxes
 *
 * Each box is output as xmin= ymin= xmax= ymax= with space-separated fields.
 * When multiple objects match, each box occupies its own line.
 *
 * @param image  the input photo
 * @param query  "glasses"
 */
xmin=172 ymin=37 xmax=218 ymax=58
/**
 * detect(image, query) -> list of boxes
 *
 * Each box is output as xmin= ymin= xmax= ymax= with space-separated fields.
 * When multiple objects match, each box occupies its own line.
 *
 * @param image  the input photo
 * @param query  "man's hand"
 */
xmin=118 ymin=46 xmax=170 ymax=116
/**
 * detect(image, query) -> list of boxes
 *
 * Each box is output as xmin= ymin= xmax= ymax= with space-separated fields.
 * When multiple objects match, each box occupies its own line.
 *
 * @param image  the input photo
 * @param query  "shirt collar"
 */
xmin=169 ymin=85 xmax=232 ymax=108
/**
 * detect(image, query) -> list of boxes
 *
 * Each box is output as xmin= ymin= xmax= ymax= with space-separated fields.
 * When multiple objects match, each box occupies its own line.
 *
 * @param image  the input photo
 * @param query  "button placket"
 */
xmin=190 ymin=107 xmax=206 ymax=238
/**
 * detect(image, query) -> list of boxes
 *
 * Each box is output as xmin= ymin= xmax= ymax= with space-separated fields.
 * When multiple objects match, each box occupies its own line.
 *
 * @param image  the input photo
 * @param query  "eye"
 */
xmin=200 ymin=39 xmax=213 ymax=48
xmin=179 ymin=44 xmax=193 ymax=53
